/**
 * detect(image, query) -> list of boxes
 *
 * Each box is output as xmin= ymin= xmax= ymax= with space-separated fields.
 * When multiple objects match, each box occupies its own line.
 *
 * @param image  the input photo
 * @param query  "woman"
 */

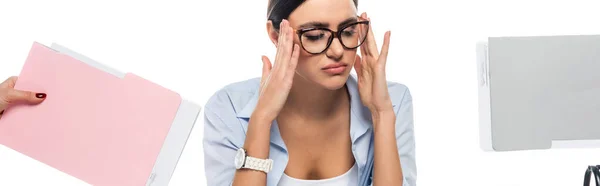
xmin=203 ymin=0 xmax=416 ymax=186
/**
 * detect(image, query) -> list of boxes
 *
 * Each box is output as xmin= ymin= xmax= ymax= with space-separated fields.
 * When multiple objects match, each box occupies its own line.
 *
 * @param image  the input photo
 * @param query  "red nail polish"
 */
xmin=36 ymin=93 xmax=46 ymax=99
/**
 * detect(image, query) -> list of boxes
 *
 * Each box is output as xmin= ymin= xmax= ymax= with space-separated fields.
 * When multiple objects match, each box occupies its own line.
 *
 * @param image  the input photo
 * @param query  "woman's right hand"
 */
xmin=0 ymin=76 xmax=46 ymax=120
xmin=253 ymin=19 xmax=300 ymax=121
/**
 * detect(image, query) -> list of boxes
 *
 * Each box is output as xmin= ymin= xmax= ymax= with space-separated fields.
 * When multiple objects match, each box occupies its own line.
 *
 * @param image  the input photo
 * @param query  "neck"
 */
xmin=280 ymin=75 xmax=349 ymax=120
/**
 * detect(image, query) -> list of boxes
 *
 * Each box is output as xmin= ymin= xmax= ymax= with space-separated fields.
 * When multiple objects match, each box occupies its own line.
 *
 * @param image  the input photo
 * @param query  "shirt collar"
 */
xmin=236 ymin=75 xmax=396 ymax=148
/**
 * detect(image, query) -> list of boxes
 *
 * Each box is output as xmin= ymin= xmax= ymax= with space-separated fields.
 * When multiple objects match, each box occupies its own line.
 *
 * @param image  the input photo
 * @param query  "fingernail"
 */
xmin=36 ymin=93 xmax=46 ymax=99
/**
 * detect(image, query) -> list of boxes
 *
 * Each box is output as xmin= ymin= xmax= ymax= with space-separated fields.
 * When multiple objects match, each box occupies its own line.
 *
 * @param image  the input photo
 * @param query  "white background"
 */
xmin=1 ymin=0 xmax=600 ymax=185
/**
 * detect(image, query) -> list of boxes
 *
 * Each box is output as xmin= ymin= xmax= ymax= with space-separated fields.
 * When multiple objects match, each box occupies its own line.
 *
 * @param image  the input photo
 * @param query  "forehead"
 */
xmin=288 ymin=0 xmax=358 ymax=26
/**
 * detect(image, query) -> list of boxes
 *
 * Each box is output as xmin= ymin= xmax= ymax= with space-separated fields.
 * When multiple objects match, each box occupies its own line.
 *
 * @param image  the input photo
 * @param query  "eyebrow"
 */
xmin=297 ymin=17 xmax=358 ymax=30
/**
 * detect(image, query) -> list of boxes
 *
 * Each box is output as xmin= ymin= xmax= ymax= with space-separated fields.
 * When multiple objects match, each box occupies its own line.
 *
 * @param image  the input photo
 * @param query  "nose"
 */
xmin=325 ymin=39 xmax=344 ymax=61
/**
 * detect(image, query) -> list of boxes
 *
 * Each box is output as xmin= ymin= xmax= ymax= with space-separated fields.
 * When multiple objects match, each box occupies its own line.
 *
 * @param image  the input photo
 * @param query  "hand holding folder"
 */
xmin=0 ymin=76 xmax=47 ymax=119
xmin=0 ymin=42 xmax=201 ymax=186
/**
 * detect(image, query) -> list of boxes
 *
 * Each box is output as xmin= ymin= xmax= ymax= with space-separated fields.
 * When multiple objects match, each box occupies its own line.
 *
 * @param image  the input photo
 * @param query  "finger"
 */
xmin=289 ymin=44 xmax=300 ymax=70
xmin=1 ymin=89 xmax=45 ymax=107
xmin=379 ymin=31 xmax=391 ymax=65
xmin=260 ymin=55 xmax=272 ymax=85
xmin=353 ymin=55 xmax=363 ymax=78
xmin=0 ymin=76 xmax=18 ymax=89
xmin=273 ymin=20 xmax=286 ymax=71
xmin=358 ymin=13 xmax=369 ymax=56
xmin=359 ymin=42 xmax=368 ymax=64
xmin=275 ymin=19 xmax=291 ymax=70
xmin=365 ymin=17 xmax=379 ymax=57
xmin=281 ymin=19 xmax=295 ymax=66
xmin=357 ymin=48 xmax=369 ymax=77
xmin=262 ymin=55 xmax=273 ymax=77
xmin=284 ymin=44 xmax=300 ymax=86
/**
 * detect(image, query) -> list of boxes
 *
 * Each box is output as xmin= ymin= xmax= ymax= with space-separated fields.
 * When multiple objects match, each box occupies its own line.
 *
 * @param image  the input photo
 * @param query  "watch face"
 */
xmin=234 ymin=148 xmax=245 ymax=169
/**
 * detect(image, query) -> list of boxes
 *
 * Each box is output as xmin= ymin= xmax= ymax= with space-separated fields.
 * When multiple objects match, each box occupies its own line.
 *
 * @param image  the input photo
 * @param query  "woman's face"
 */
xmin=286 ymin=0 xmax=359 ymax=90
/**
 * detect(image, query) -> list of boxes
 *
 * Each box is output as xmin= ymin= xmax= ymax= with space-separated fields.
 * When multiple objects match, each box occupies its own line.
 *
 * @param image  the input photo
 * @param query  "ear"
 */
xmin=266 ymin=20 xmax=279 ymax=46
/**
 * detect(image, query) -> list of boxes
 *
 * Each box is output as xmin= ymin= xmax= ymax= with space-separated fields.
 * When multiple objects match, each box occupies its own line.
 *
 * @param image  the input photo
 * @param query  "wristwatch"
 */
xmin=234 ymin=148 xmax=273 ymax=173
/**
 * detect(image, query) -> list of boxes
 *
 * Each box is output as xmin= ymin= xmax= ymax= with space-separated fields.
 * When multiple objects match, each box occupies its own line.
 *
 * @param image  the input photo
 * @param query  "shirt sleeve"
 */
xmin=396 ymin=87 xmax=417 ymax=186
xmin=202 ymin=92 xmax=245 ymax=186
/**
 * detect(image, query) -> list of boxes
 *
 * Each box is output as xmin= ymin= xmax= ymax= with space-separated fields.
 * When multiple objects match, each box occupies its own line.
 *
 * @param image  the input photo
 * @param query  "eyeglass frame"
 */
xmin=291 ymin=17 xmax=370 ymax=55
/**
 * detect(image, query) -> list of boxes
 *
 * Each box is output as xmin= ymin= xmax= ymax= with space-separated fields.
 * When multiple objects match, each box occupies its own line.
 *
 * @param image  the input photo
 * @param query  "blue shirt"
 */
xmin=203 ymin=74 xmax=417 ymax=186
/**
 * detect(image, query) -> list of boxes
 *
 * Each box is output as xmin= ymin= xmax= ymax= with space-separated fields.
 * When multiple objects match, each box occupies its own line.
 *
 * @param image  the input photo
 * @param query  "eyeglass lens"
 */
xmin=300 ymin=22 xmax=368 ymax=54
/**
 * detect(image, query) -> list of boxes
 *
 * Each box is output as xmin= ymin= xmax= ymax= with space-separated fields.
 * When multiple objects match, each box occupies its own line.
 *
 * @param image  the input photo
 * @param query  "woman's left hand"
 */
xmin=354 ymin=12 xmax=394 ymax=116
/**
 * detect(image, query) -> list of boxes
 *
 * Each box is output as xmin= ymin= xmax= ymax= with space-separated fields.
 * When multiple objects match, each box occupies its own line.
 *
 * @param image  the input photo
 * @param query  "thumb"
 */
xmin=260 ymin=55 xmax=272 ymax=86
xmin=0 ymin=89 xmax=46 ymax=110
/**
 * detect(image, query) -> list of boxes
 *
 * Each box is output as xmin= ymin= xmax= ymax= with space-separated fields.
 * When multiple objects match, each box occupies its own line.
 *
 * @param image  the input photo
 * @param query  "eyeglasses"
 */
xmin=293 ymin=18 xmax=370 ymax=54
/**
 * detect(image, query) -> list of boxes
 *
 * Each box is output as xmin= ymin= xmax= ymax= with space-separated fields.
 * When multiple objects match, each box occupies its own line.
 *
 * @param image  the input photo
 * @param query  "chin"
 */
xmin=318 ymin=74 xmax=350 ymax=90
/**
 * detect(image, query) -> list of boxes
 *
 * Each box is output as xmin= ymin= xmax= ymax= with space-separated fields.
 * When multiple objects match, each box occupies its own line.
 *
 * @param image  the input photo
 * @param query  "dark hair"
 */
xmin=267 ymin=0 xmax=359 ymax=30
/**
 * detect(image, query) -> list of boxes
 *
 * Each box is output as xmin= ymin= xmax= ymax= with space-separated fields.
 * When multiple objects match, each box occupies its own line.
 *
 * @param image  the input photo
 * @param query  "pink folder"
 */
xmin=0 ymin=42 xmax=195 ymax=186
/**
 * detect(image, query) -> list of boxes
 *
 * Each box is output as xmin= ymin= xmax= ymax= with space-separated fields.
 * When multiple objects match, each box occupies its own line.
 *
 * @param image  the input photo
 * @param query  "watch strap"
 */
xmin=243 ymin=156 xmax=273 ymax=173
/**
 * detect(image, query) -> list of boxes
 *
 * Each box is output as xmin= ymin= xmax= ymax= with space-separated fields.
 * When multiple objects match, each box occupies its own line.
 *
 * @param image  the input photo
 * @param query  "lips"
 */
xmin=322 ymin=63 xmax=347 ymax=70
xmin=322 ymin=63 xmax=348 ymax=75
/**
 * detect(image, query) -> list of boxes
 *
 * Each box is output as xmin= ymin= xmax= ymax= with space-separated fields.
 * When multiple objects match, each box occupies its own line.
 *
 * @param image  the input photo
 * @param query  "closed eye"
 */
xmin=305 ymin=33 xmax=326 ymax=41
xmin=342 ymin=30 xmax=356 ymax=37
